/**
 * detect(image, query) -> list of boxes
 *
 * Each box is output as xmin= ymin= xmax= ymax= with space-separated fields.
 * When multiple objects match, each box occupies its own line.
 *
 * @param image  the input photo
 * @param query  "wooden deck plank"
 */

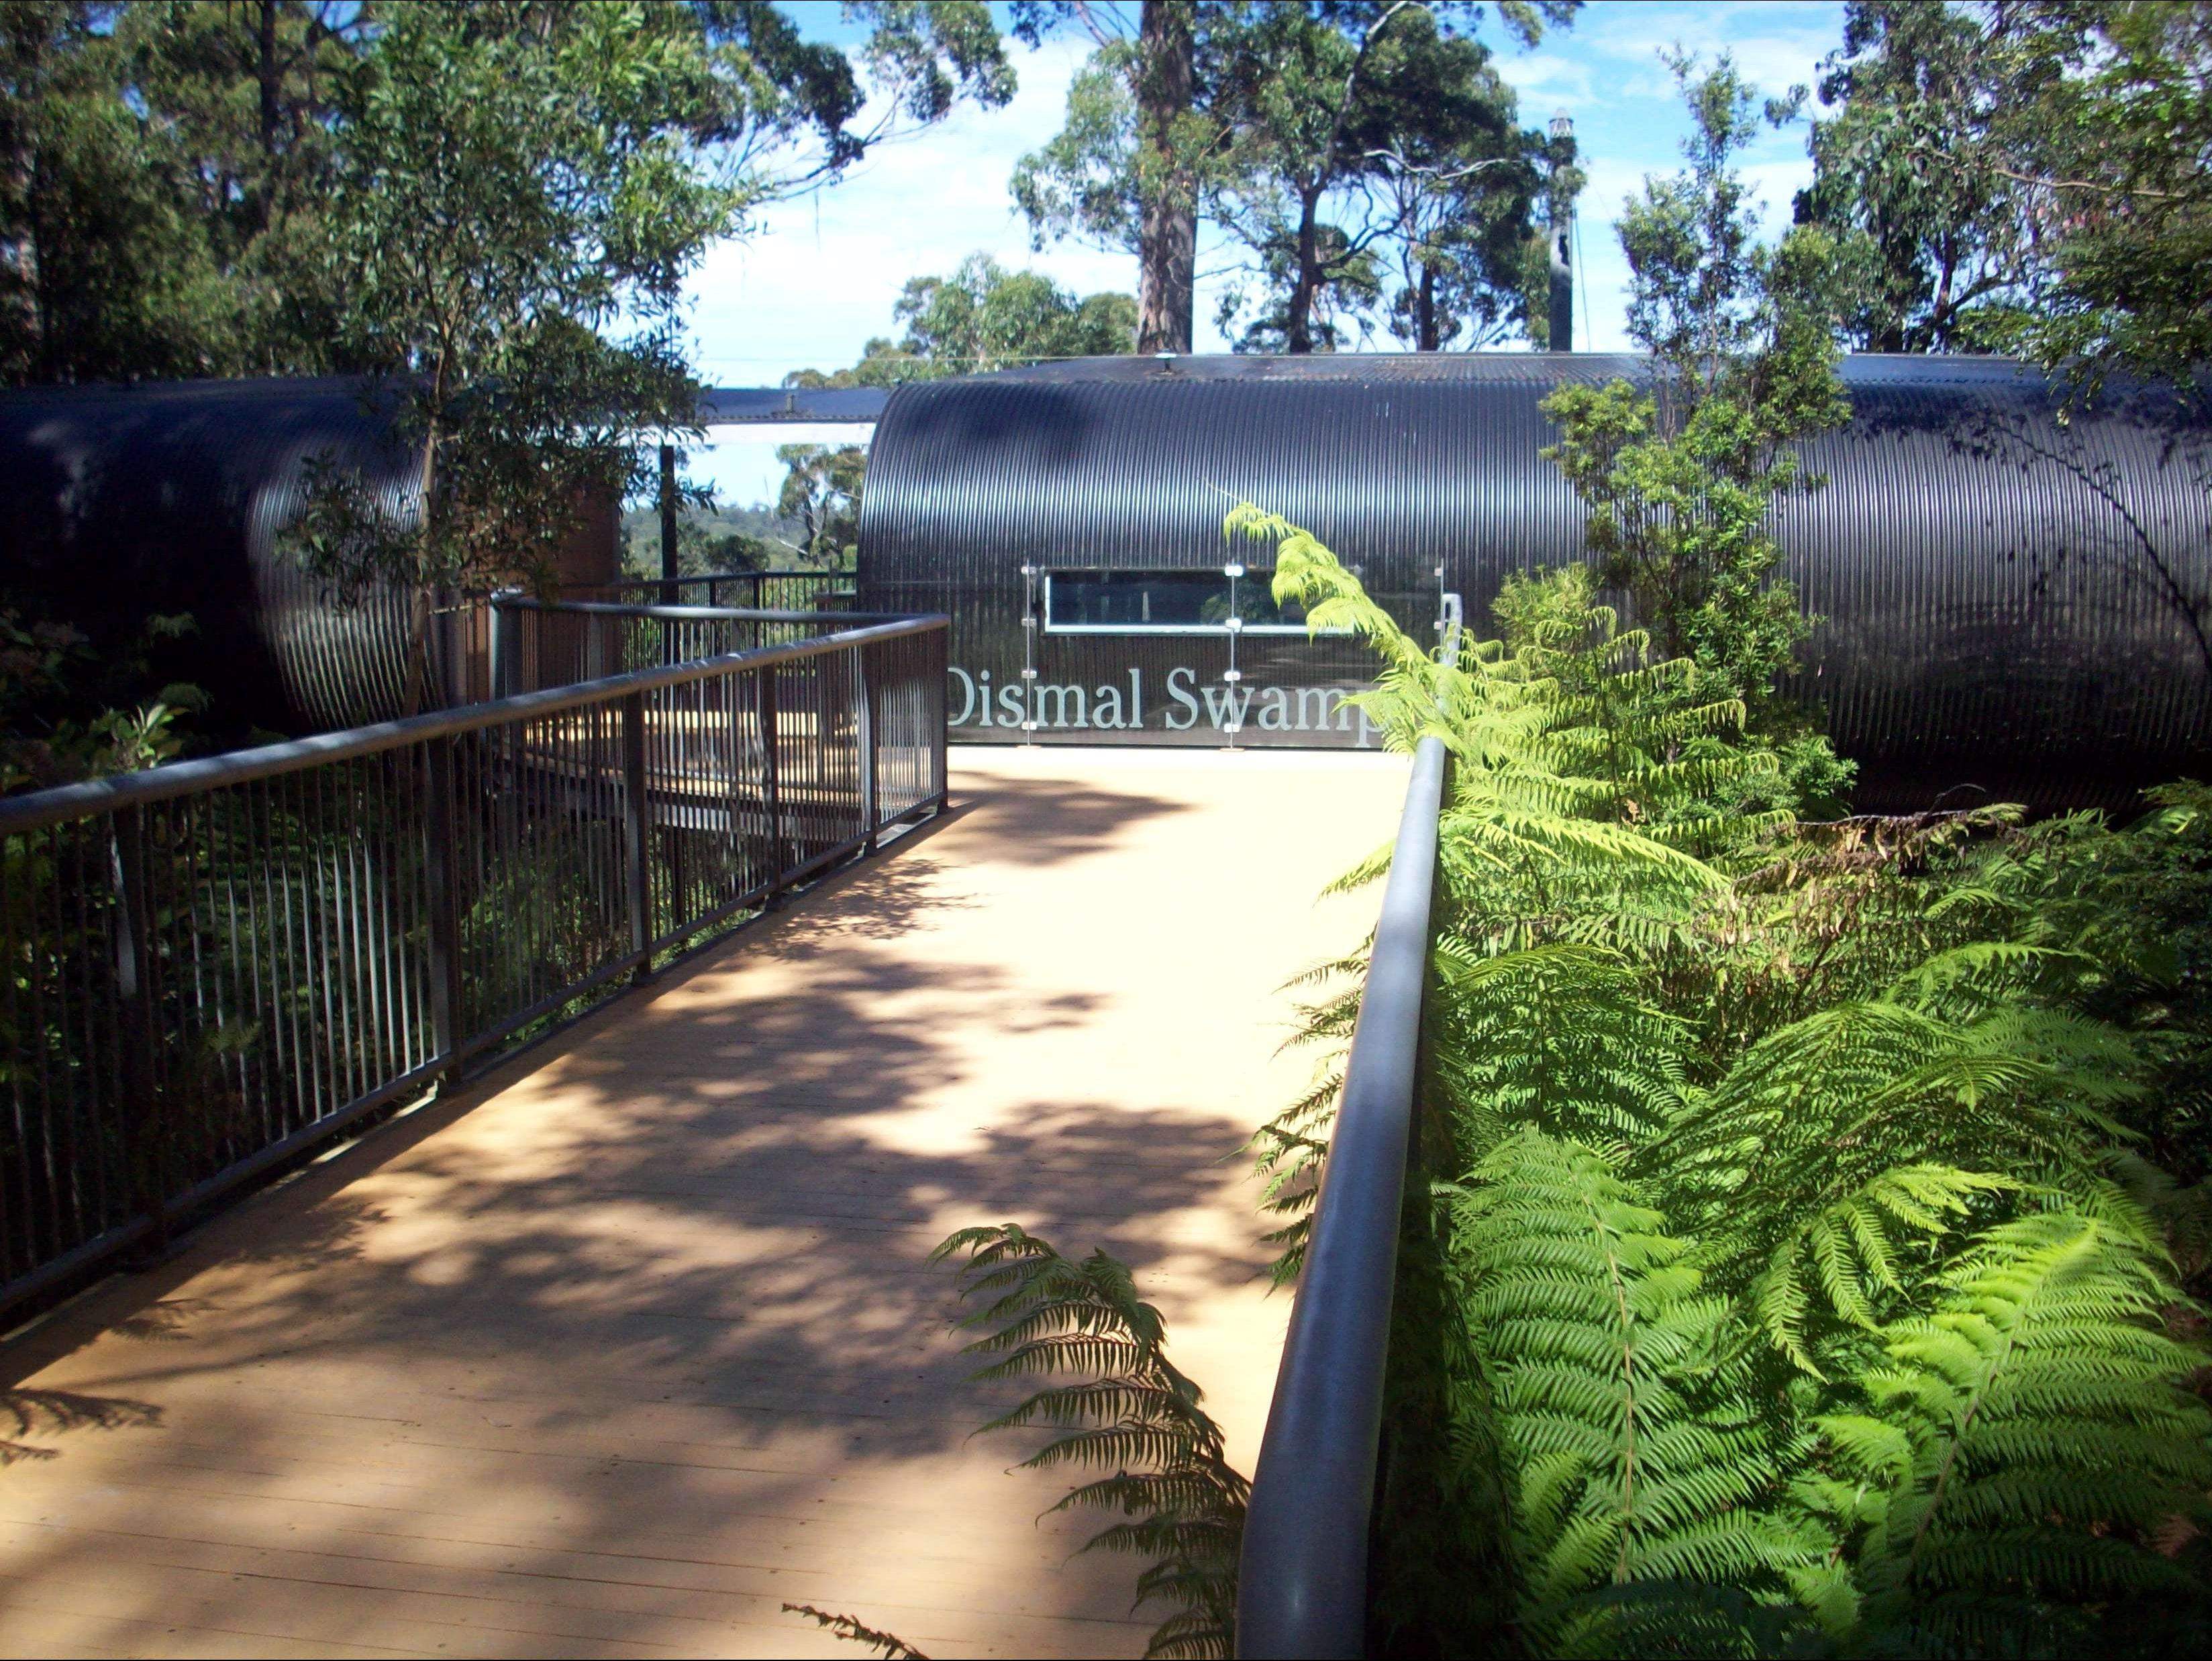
xmin=0 ymin=748 xmax=1405 ymax=1658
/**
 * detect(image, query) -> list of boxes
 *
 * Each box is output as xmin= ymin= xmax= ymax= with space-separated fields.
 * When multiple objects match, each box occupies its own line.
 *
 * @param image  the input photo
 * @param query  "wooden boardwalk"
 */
xmin=0 ymin=746 xmax=1405 ymax=1660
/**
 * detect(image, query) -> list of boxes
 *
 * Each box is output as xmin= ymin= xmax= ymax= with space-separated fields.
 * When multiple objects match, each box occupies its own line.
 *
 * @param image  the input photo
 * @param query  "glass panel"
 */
xmin=1042 ymin=568 xmax=1321 ymax=632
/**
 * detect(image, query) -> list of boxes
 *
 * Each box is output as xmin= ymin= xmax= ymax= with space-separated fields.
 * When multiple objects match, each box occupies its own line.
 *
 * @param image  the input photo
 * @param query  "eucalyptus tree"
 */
xmin=1013 ymin=1 xmax=1572 ymax=356
xmin=1976 ymin=0 xmax=2212 ymax=396
xmin=1794 ymin=1 xmax=2023 ymax=353
xmin=1206 ymin=1 xmax=1564 ymax=353
xmin=1010 ymin=1 xmax=1210 ymax=353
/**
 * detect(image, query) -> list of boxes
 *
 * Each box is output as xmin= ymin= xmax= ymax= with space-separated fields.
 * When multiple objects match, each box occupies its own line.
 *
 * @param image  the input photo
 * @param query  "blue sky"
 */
xmin=689 ymin=0 xmax=1850 ymax=503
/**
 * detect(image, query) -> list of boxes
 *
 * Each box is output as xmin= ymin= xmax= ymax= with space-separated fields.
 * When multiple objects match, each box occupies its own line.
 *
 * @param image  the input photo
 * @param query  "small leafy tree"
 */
xmin=1540 ymin=52 xmax=1853 ymax=815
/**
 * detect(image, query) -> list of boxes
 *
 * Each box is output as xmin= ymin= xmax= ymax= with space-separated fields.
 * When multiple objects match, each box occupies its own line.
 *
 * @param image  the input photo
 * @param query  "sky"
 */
xmin=686 ymin=0 xmax=1851 ymax=503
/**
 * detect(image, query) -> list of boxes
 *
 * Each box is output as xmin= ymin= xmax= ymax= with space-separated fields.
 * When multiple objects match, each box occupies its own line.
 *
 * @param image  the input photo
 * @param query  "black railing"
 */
xmin=1236 ymin=597 xmax=1461 ymax=1659
xmin=489 ymin=598 xmax=910 ymax=699
xmin=0 ymin=617 xmax=948 ymax=1314
xmin=595 ymin=570 xmax=856 ymax=611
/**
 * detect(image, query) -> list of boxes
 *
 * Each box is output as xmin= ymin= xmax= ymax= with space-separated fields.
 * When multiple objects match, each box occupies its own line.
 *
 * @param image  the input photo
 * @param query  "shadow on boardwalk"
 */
xmin=0 ymin=751 xmax=1403 ymax=1658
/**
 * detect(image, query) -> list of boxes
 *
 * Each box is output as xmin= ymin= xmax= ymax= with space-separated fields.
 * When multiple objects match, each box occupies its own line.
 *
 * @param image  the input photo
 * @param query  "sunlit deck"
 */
xmin=0 ymin=746 xmax=1405 ymax=1660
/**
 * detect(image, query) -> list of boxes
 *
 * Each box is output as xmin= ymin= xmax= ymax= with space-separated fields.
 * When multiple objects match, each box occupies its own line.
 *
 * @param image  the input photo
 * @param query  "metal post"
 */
xmin=423 ymin=736 xmax=466 ymax=1084
xmin=111 ymin=805 xmax=168 ymax=1258
xmin=1223 ymin=562 xmax=1246 ymax=752
xmin=621 ymin=692 xmax=654 ymax=982
xmin=658 ymin=442 xmax=679 ymax=605
xmin=1019 ymin=564 xmax=1039 ymax=746
xmin=760 ymin=670 xmax=783 ymax=899
xmin=855 ymin=646 xmax=878 ymax=850
xmin=1548 ymin=113 xmax=1576 ymax=354
xmin=489 ymin=591 xmax=515 ymax=699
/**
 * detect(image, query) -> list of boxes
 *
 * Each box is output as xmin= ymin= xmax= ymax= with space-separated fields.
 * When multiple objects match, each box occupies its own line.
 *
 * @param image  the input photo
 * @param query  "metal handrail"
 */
xmin=596 ymin=570 xmax=855 ymax=603
xmin=0 ymin=615 xmax=950 ymax=1311
xmin=0 ymin=616 xmax=946 ymax=835
xmin=496 ymin=598 xmax=911 ymax=625
xmin=1235 ymin=601 xmax=1462 ymax=1660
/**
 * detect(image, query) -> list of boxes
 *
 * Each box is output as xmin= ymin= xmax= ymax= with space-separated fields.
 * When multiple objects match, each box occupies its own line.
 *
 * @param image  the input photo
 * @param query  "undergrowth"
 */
xmin=1239 ymin=507 xmax=2212 ymax=1658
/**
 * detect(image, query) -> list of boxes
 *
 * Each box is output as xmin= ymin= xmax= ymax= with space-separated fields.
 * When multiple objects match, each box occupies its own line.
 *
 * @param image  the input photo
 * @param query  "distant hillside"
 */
xmin=619 ymin=502 xmax=833 ymax=576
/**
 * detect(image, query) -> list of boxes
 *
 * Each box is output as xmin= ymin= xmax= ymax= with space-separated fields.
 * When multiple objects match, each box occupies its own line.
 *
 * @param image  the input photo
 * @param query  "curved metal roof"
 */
xmin=0 ymin=376 xmax=422 ymax=732
xmin=860 ymin=353 xmax=2212 ymax=809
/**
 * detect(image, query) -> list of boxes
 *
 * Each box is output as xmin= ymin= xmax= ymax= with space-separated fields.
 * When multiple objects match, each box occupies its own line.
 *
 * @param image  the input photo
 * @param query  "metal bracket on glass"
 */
xmin=1019 ymin=564 xmax=1040 ymax=747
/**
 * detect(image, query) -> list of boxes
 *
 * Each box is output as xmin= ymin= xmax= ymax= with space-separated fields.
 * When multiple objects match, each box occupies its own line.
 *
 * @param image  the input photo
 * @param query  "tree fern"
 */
xmin=1237 ymin=511 xmax=2212 ymax=1654
xmin=1656 ymin=998 xmax=2144 ymax=1373
xmin=931 ymin=1225 xmax=1248 ymax=1661
xmin=1801 ymin=1209 xmax=2212 ymax=1654
xmin=1443 ymin=1131 xmax=1827 ymax=1656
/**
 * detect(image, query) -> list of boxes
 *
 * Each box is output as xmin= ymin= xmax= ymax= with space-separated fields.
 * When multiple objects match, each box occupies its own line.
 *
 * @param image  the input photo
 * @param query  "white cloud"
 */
xmin=687 ymin=37 xmax=1156 ymax=387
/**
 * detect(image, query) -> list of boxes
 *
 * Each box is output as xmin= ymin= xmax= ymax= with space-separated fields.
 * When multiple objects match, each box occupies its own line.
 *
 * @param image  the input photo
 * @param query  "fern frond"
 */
xmin=1806 ymin=1209 xmax=2212 ymax=1653
xmin=1445 ymin=1131 xmax=1823 ymax=1652
xmin=936 ymin=1223 xmax=1246 ymax=1660
xmin=781 ymin=1605 xmax=929 ymax=1659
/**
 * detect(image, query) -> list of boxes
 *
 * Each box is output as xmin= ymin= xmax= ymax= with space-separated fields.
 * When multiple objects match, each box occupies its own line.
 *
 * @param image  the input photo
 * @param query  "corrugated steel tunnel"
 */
xmin=859 ymin=353 xmax=2212 ymax=811
xmin=0 ymin=377 xmax=618 ymax=735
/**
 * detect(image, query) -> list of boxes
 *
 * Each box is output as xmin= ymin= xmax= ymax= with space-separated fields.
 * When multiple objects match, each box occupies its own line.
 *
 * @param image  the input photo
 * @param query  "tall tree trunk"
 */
xmin=1417 ymin=263 xmax=1438 ymax=351
xmin=1287 ymin=188 xmax=1321 ymax=353
xmin=1134 ymin=1 xmax=1195 ymax=353
xmin=257 ymin=0 xmax=280 ymax=154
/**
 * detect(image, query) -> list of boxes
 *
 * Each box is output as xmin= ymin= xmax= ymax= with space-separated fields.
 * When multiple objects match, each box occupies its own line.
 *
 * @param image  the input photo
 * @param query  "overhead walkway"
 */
xmin=0 ymin=746 xmax=1405 ymax=1660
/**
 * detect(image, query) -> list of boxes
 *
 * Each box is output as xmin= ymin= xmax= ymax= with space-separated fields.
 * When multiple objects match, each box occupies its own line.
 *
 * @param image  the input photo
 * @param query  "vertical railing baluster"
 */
xmin=424 ymin=736 xmax=466 ymax=1084
xmin=622 ymin=692 xmax=653 ymax=981
xmin=761 ymin=669 xmax=783 ymax=900
xmin=110 ymin=805 xmax=166 ymax=1258
xmin=856 ymin=646 xmax=878 ymax=852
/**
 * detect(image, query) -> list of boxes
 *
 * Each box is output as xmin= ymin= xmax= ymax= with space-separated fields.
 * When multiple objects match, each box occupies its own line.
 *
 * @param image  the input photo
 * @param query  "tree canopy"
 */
xmin=786 ymin=252 xmax=1136 ymax=387
xmin=1011 ymin=1 xmax=1578 ymax=355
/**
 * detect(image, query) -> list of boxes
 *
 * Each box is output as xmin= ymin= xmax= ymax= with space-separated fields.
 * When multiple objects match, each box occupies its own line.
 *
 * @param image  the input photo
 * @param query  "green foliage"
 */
xmin=0 ymin=603 xmax=204 ymax=793
xmin=1795 ymin=2 xmax=2023 ymax=354
xmin=786 ymin=251 xmax=1136 ymax=387
xmin=1538 ymin=52 xmax=1853 ymax=817
xmin=287 ymin=1 xmax=737 ymax=596
xmin=1806 ymin=1209 xmax=2212 ymax=1655
xmin=774 ymin=443 xmax=866 ymax=569
xmin=1975 ymin=2 xmax=2212 ymax=395
xmin=932 ymin=1223 xmax=1248 ymax=1660
xmin=1446 ymin=1131 xmax=1821 ymax=1658
xmin=1011 ymin=2 xmax=1574 ymax=355
xmin=1205 ymin=1 xmax=1574 ymax=354
xmin=1244 ymin=511 xmax=2212 ymax=1656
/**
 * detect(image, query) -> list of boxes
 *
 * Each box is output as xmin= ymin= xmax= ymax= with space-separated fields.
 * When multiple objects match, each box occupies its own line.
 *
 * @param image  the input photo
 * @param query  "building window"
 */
xmin=1041 ymin=566 xmax=1336 ymax=634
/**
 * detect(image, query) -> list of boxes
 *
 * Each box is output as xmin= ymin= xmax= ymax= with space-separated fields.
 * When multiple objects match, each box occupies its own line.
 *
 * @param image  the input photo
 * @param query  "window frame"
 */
xmin=1038 ymin=565 xmax=1347 ymax=637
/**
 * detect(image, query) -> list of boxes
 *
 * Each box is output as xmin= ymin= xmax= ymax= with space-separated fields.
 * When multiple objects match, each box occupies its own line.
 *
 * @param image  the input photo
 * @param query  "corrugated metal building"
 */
xmin=0 ymin=377 xmax=619 ymax=734
xmin=859 ymin=352 xmax=2212 ymax=810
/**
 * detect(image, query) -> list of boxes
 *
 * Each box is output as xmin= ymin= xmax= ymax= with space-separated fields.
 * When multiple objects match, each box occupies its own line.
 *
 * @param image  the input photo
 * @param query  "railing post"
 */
xmin=855 ymin=645 xmax=878 ymax=851
xmin=931 ymin=623 xmax=949 ymax=807
xmin=760 ymin=669 xmax=784 ymax=901
xmin=111 ymin=805 xmax=168 ymax=1259
xmin=622 ymin=692 xmax=654 ymax=983
xmin=423 ymin=736 xmax=466 ymax=1085
xmin=489 ymin=590 xmax=517 ymax=699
